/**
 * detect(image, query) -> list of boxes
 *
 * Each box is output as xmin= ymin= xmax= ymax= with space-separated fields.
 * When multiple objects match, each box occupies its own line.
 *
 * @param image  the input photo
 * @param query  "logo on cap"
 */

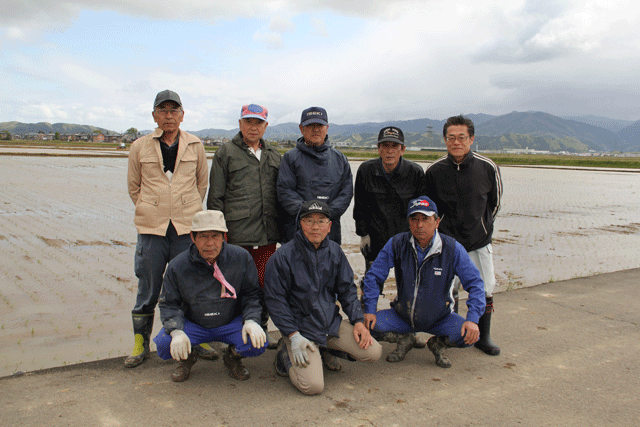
xmin=383 ymin=128 xmax=400 ymax=138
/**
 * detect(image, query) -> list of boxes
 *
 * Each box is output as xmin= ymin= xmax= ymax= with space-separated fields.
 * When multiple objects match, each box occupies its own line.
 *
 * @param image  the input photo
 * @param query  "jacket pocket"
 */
xmin=139 ymin=194 xmax=159 ymax=206
xmin=181 ymin=193 xmax=200 ymax=205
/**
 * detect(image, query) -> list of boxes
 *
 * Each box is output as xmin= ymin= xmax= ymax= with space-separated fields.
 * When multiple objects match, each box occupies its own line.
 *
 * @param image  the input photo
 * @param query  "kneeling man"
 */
xmin=153 ymin=210 xmax=267 ymax=382
xmin=264 ymin=200 xmax=382 ymax=395
xmin=363 ymin=196 xmax=485 ymax=368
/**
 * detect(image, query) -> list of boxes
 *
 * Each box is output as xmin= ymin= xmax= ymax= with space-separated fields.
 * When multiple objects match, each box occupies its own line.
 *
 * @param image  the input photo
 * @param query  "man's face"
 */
xmin=300 ymin=213 xmax=332 ymax=248
xmin=408 ymin=213 xmax=441 ymax=248
xmin=152 ymin=101 xmax=184 ymax=134
xmin=377 ymin=141 xmax=406 ymax=170
xmin=444 ymin=124 xmax=474 ymax=161
xmin=238 ymin=118 xmax=268 ymax=146
xmin=191 ymin=231 xmax=224 ymax=263
xmin=299 ymin=123 xmax=328 ymax=146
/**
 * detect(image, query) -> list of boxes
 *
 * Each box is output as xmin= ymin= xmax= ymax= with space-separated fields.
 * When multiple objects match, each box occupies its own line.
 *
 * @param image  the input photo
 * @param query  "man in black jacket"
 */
xmin=425 ymin=115 xmax=503 ymax=356
xmin=353 ymin=126 xmax=426 ymax=361
xmin=152 ymin=211 xmax=267 ymax=382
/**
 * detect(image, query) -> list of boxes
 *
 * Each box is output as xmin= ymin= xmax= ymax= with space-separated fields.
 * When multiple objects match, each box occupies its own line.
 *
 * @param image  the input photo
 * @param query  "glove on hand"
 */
xmin=242 ymin=319 xmax=266 ymax=349
xmin=289 ymin=332 xmax=315 ymax=367
xmin=169 ymin=330 xmax=191 ymax=361
xmin=360 ymin=235 xmax=371 ymax=257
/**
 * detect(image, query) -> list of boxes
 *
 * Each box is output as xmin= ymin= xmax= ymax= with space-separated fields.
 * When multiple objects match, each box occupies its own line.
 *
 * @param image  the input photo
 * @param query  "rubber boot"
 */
xmin=223 ymin=345 xmax=250 ymax=381
xmin=171 ymin=351 xmax=198 ymax=382
xmin=475 ymin=296 xmax=501 ymax=356
xmin=193 ymin=343 xmax=220 ymax=360
xmin=386 ymin=333 xmax=417 ymax=362
xmin=274 ymin=338 xmax=291 ymax=377
xmin=453 ymin=297 xmax=459 ymax=314
xmin=124 ymin=313 xmax=154 ymax=368
xmin=427 ymin=336 xmax=453 ymax=368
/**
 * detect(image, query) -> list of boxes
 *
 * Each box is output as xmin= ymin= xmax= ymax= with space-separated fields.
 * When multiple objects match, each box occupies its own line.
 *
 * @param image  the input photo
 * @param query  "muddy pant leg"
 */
xmin=371 ymin=308 xmax=413 ymax=335
xmin=426 ymin=312 xmax=469 ymax=348
xmin=326 ymin=320 xmax=382 ymax=363
xmin=282 ymin=337 xmax=324 ymax=395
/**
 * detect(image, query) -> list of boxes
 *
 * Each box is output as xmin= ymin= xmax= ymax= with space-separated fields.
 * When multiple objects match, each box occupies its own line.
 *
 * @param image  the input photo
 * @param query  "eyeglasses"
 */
xmin=301 ymin=218 xmax=330 ymax=226
xmin=155 ymin=108 xmax=183 ymax=116
xmin=379 ymin=142 xmax=402 ymax=149
xmin=445 ymin=135 xmax=469 ymax=143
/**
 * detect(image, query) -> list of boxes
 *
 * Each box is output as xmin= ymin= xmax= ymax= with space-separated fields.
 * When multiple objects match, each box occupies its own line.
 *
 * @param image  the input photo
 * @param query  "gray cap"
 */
xmin=154 ymin=90 xmax=182 ymax=108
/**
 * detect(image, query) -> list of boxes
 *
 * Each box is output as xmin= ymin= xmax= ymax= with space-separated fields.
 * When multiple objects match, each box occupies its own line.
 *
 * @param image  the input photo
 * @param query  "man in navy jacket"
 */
xmin=362 ymin=197 xmax=485 ymax=368
xmin=264 ymin=200 xmax=381 ymax=395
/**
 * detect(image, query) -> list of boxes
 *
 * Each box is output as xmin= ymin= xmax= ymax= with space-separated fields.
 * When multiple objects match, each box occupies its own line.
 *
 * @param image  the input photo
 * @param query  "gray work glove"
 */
xmin=360 ymin=235 xmax=371 ymax=258
xmin=289 ymin=332 xmax=315 ymax=367
xmin=242 ymin=319 xmax=266 ymax=349
xmin=169 ymin=330 xmax=191 ymax=361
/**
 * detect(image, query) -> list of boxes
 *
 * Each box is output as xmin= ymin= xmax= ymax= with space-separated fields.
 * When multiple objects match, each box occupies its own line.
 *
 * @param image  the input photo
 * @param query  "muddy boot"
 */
xmin=274 ymin=338 xmax=291 ymax=377
xmin=386 ymin=333 xmax=417 ymax=363
xmin=193 ymin=343 xmax=220 ymax=360
xmin=414 ymin=334 xmax=427 ymax=349
xmin=427 ymin=336 xmax=452 ymax=368
xmin=320 ymin=348 xmax=342 ymax=372
xmin=124 ymin=313 xmax=154 ymax=368
xmin=453 ymin=297 xmax=459 ymax=314
xmin=475 ymin=296 xmax=501 ymax=356
xmin=171 ymin=351 xmax=197 ymax=382
xmin=223 ymin=345 xmax=250 ymax=381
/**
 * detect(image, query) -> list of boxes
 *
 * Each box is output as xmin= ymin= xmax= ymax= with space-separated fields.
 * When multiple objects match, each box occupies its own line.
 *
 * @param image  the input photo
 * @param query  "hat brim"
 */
xmin=378 ymin=137 xmax=405 ymax=145
xmin=241 ymin=114 xmax=267 ymax=121
xmin=408 ymin=210 xmax=437 ymax=218
xmin=191 ymin=226 xmax=228 ymax=232
xmin=300 ymin=118 xmax=328 ymax=126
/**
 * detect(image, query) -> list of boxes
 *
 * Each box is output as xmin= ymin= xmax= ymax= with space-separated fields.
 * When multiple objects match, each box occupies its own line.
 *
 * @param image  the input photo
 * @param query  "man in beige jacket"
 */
xmin=125 ymin=89 xmax=210 ymax=368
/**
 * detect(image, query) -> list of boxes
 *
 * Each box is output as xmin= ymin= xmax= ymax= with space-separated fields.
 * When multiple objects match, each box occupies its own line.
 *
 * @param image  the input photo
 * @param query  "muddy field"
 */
xmin=1 ymin=153 xmax=639 ymax=376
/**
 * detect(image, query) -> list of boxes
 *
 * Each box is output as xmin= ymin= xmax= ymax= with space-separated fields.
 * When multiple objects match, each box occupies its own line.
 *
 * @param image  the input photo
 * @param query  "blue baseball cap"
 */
xmin=407 ymin=196 xmax=438 ymax=218
xmin=300 ymin=107 xmax=328 ymax=126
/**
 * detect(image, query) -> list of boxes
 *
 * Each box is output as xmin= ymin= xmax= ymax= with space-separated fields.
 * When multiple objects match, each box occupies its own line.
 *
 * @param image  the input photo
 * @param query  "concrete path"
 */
xmin=2 ymin=268 xmax=638 ymax=427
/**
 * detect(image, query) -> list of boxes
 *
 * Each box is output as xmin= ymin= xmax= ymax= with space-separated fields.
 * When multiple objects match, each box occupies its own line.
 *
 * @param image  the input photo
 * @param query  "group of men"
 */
xmin=125 ymin=89 xmax=503 ymax=396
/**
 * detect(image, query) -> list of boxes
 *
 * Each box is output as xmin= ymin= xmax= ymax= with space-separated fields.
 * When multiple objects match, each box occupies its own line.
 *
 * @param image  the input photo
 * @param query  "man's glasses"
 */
xmin=445 ymin=135 xmax=469 ymax=143
xmin=155 ymin=108 xmax=183 ymax=116
xmin=301 ymin=218 xmax=330 ymax=226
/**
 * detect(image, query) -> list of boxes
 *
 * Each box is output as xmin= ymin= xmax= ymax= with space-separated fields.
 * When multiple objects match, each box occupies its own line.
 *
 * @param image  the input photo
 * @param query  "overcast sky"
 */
xmin=2 ymin=0 xmax=639 ymax=132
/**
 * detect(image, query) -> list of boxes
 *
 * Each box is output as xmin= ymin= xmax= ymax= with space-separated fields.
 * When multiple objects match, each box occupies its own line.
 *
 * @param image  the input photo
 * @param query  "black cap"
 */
xmin=378 ymin=126 xmax=404 ymax=145
xmin=154 ymin=90 xmax=182 ymax=108
xmin=299 ymin=200 xmax=330 ymax=219
xmin=300 ymin=107 xmax=328 ymax=126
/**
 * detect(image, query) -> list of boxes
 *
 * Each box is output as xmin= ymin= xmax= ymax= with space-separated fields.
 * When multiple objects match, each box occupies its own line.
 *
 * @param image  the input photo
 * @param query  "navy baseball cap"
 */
xmin=407 ymin=196 xmax=438 ymax=218
xmin=154 ymin=90 xmax=182 ymax=108
xmin=300 ymin=107 xmax=328 ymax=126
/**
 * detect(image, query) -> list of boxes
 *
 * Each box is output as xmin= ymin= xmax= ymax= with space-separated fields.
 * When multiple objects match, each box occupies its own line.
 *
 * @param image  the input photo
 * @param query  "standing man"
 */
xmin=153 ymin=211 xmax=267 ymax=382
xmin=207 ymin=104 xmax=281 ymax=341
xmin=353 ymin=126 xmax=426 ymax=362
xmin=277 ymin=107 xmax=353 ymax=244
xmin=264 ymin=200 xmax=382 ymax=395
xmin=363 ymin=197 xmax=485 ymax=369
xmin=125 ymin=89 xmax=213 ymax=368
xmin=425 ymin=114 xmax=503 ymax=356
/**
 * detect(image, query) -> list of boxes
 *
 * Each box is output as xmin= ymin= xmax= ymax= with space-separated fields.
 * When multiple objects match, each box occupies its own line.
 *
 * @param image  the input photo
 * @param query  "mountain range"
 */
xmin=2 ymin=111 xmax=639 ymax=152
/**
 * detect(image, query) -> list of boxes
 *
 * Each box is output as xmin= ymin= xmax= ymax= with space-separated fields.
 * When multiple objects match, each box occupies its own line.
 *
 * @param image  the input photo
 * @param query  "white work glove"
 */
xmin=289 ymin=332 xmax=315 ymax=367
xmin=242 ymin=319 xmax=266 ymax=349
xmin=360 ymin=235 xmax=371 ymax=257
xmin=169 ymin=330 xmax=191 ymax=361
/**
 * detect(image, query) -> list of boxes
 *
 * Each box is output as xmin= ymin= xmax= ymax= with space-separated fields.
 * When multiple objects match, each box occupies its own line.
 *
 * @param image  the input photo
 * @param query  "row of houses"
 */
xmin=11 ymin=132 xmax=139 ymax=144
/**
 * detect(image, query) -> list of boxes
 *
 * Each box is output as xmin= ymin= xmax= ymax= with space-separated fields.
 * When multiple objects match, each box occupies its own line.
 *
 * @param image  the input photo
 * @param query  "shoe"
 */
xmin=274 ymin=339 xmax=291 ymax=377
xmin=171 ymin=352 xmax=198 ymax=382
xmin=193 ymin=343 xmax=220 ymax=360
xmin=320 ymin=348 xmax=342 ymax=372
xmin=386 ymin=333 xmax=417 ymax=363
xmin=427 ymin=336 xmax=452 ymax=368
xmin=124 ymin=313 xmax=154 ymax=368
xmin=223 ymin=346 xmax=250 ymax=381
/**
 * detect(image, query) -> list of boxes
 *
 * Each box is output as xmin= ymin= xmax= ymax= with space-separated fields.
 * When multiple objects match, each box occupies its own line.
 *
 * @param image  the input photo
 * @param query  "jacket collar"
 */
xmin=409 ymin=230 xmax=442 ymax=259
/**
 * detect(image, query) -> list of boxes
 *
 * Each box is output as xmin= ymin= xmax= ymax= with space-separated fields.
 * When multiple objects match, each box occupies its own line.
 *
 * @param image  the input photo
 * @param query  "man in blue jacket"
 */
xmin=362 ymin=197 xmax=485 ymax=368
xmin=264 ymin=200 xmax=382 ymax=395
xmin=276 ymin=107 xmax=353 ymax=244
xmin=153 ymin=211 xmax=267 ymax=382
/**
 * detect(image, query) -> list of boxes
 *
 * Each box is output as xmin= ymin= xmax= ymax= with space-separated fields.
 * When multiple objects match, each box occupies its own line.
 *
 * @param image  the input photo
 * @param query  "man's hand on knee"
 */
xmin=364 ymin=313 xmax=377 ymax=331
xmin=170 ymin=330 xmax=192 ymax=360
xmin=290 ymin=332 xmax=315 ymax=367
xmin=353 ymin=322 xmax=373 ymax=349
xmin=461 ymin=321 xmax=479 ymax=345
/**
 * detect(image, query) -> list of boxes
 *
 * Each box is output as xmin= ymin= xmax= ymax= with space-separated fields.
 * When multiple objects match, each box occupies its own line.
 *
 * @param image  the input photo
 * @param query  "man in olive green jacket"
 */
xmin=207 ymin=105 xmax=281 ymax=338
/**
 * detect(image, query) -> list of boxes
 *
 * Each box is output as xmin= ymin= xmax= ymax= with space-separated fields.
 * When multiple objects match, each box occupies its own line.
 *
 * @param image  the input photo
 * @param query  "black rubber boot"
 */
xmin=274 ymin=338 xmax=291 ymax=377
xmin=453 ymin=288 xmax=459 ymax=314
xmin=223 ymin=345 xmax=250 ymax=381
xmin=193 ymin=343 xmax=220 ymax=360
xmin=475 ymin=296 xmax=501 ymax=356
xmin=172 ymin=351 xmax=198 ymax=382
xmin=427 ymin=336 xmax=452 ymax=368
xmin=386 ymin=333 xmax=417 ymax=362
xmin=124 ymin=313 xmax=153 ymax=368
